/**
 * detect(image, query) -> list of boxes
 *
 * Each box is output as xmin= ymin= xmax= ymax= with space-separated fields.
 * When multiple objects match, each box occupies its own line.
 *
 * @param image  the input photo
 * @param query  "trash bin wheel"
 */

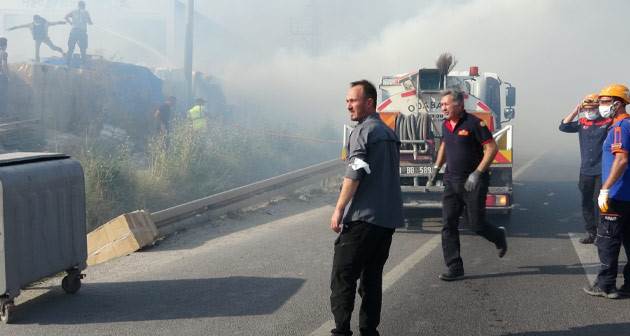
xmin=62 ymin=274 xmax=81 ymax=294
xmin=0 ymin=298 xmax=14 ymax=324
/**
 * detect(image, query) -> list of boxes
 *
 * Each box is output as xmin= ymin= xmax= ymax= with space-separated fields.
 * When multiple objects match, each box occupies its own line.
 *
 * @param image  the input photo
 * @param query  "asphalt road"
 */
xmin=4 ymin=149 xmax=630 ymax=336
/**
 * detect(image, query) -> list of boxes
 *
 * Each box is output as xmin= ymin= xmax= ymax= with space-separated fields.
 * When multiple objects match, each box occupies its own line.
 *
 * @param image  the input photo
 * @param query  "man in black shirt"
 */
xmin=428 ymin=89 xmax=508 ymax=281
xmin=329 ymin=80 xmax=403 ymax=336
xmin=559 ymin=94 xmax=611 ymax=244
xmin=154 ymin=96 xmax=177 ymax=135
xmin=9 ymin=15 xmax=66 ymax=62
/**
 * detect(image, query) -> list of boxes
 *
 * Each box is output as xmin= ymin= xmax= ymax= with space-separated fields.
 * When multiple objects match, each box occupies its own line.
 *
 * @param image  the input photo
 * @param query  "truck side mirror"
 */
xmin=506 ymin=86 xmax=516 ymax=107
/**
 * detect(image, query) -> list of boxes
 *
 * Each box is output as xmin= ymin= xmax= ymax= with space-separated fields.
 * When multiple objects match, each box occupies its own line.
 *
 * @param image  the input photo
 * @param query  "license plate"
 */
xmin=400 ymin=165 xmax=433 ymax=176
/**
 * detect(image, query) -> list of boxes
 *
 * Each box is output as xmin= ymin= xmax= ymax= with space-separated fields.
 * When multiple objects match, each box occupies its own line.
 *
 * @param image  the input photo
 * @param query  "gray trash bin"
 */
xmin=0 ymin=153 xmax=87 ymax=323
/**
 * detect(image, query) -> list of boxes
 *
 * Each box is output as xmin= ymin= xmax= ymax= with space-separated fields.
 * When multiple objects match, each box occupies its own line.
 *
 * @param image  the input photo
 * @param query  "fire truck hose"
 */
xmin=395 ymin=113 xmax=429 ymax=149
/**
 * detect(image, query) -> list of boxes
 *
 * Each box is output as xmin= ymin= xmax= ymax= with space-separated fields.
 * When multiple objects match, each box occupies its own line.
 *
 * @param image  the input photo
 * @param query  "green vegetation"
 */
xmin=77 ymin=120 xmax=337 ymax=231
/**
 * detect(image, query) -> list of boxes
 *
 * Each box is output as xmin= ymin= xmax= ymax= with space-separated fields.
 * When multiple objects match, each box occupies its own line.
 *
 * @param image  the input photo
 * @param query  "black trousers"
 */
xmin=441 ymin=175 xmax=502 ymax=272
xmin=330 ymin=221 xmax=394 ymax=336
xmin=578 ymin=174 xmax=601 ymax=236
xmin=595 ymin=199 xmax=630 ymax=291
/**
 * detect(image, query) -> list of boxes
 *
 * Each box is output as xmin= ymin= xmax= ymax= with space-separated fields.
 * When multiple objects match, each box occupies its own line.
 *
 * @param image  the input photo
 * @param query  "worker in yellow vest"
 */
xmin=187 ymin=98 xmax=208 ymax=131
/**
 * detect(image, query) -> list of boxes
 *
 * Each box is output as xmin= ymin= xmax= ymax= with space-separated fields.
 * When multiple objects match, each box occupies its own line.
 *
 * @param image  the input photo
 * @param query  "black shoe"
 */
xmin=496 ymin=226 xmax=508 ymax=258
xmin=579 ymin=234 xmax=596 ymax=244
xmin=439 ymin=269 xmax=465 ymax=281
xmin=331 ymin=328 xmax=353 ymax=335
xmin=583 ymin=285 xmax=620 ymax=299
xmin=619 ymin=284 xmax=630 ymax=296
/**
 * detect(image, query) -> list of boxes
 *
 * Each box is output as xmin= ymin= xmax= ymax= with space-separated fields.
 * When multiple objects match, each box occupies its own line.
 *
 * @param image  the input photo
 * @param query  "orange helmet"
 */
xmin=582 ymin=93 xmax=599 ymax=109
xmin=599 ymin=84 xmax=630 ymax=104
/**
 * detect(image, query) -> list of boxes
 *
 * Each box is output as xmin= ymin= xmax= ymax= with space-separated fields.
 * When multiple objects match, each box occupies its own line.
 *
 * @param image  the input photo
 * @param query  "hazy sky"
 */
xmin=3 ymin=0 xmax=629 ymax=158
xmin=208 ymin=0 xmax=630 ymax=157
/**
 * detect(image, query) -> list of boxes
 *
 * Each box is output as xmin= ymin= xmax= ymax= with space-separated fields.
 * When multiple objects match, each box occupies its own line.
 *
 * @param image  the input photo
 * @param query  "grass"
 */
xmin=76 ymin=119 xmax=337 ymax=231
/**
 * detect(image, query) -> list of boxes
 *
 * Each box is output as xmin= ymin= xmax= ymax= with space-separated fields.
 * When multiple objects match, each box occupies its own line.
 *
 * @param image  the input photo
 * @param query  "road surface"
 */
xmin=4 ymin=149 xmax=630 ymax=335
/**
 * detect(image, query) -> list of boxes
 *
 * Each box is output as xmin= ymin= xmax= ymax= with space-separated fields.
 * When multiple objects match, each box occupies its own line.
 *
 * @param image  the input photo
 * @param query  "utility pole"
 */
xmin=184 ymin=0 xmax=194 ymax=107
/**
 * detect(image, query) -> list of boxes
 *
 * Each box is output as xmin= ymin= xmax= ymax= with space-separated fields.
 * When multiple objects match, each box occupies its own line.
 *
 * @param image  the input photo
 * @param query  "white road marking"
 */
xmin=310 ymin=146 xmax=546 ymax=335
xmin=569 ymin=232 xmax=628 ymax=285
xmin=568 ymin=232 xmax=599 ymax=285
xmin=382 ymin=235 xmax=442 ymax=290
xmin=309 ymin=235 xmax=442 ymax=336
xmin=513 ymin=150 xmax=548 ymax=180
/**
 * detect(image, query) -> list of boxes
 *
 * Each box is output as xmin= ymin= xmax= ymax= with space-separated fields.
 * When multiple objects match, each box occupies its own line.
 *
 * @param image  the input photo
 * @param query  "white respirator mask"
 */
xmin=582 ymin=109 xmax=600 ymax=121
xmin=599 ymin=102 xmax=618 ymax=119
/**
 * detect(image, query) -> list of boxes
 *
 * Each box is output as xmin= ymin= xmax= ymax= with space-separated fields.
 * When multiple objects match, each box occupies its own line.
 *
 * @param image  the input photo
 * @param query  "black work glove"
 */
xmin=464 ymin=170 xmax=481 ymax=192
xmin=426 ymin=166 xmax=439 ymax=187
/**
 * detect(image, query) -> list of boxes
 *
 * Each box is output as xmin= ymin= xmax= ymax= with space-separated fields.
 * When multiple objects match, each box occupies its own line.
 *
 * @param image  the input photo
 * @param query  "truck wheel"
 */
xmin=0 ymin=298 xmax=14 ymax=324
xmin=62 ymin=275 xmax=81 ymax=294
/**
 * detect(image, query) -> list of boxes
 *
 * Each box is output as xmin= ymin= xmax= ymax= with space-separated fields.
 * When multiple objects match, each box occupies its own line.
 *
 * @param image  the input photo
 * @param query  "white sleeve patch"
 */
xmin=349 ymin=158 xmax=371 ymax=174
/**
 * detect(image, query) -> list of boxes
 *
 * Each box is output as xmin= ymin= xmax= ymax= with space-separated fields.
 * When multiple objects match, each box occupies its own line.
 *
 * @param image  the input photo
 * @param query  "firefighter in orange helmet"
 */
xmin=559 ymin=93 xmax=612 ymax=244
xmin=584 ymin=84 xmax=630 ymax=299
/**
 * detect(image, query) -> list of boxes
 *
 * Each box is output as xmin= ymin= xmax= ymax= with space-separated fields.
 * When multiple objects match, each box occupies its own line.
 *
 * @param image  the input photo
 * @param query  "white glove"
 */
xmin=598 ymin=189 xmax=610 ymax=213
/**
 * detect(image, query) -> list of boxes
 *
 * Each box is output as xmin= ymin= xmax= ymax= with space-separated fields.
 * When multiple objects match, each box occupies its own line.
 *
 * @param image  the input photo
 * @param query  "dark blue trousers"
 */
xmin=596 ymin=199 xmax=630 ymax=291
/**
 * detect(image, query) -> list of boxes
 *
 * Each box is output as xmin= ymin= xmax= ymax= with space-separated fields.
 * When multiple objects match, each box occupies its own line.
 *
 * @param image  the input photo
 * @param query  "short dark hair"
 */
xmin=350 ymin=80 xmax=377 ymax=108
xmin=441 ymin=89 xmax=465 ymax=106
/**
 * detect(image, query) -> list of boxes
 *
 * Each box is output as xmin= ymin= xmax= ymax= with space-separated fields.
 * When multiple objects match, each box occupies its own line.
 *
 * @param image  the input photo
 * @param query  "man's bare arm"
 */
xmin=562 ymin=104 xmax=581 ymax=124
xmin=330 ymin=178 xmax=360 ymax=233
xmin=476 ymin=140 xmax=498 ymax=173
xmin=435 ymin=142 xmax=446 ymax=168
xmin=8 ymin=23 xmax=30 ymax=31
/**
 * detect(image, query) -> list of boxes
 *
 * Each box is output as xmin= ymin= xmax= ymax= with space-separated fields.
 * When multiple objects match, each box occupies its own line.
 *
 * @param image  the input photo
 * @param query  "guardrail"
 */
xmin=151 ymin=159 xmax=345 ymax=234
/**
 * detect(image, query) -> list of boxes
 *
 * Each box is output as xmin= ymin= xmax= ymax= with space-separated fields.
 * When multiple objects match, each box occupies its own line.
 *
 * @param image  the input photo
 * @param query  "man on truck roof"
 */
xmin=559 ymin=94 xmax=611 ymax=244
xmin=65 ymin=1 xmax=93 ymax=66
xmin=428 ymin=89 xmax=508 ymax=281
xmin=8 ymin=15 xmax=66 ymax=63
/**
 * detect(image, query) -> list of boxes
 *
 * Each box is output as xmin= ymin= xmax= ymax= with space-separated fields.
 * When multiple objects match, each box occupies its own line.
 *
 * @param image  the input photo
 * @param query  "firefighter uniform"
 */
xmin=441 ymin=112 xmax=506 ymax=274
xmin=595 ymin=113 xmax=630 ymax=292
xmin=559 ymin=117 xmax=611 ymax=239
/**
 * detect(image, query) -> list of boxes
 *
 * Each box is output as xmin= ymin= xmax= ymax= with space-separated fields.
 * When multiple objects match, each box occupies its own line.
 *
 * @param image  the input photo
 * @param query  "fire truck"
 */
xmin=343 ymin=64 xmax=516 ymax=219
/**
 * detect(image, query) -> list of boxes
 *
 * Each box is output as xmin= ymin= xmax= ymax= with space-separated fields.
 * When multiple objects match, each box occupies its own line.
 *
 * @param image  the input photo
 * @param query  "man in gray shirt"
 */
xmin=329 ymin=80 xmax=403 ymax=336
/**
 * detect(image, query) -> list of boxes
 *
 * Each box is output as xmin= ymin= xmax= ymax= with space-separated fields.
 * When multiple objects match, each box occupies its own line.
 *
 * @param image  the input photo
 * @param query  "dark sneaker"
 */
xmin=579 ymin=234 xmax=596 ymax=244
xmin=496 ymin=226 xmax=508 ymax=258
xmin=583 ymin=285 xmax=620 ymax=299
xmin=439 ymin=270 xmax=465 ymax=281
xmin=618 ymin=284 xmax=630 ymax=296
